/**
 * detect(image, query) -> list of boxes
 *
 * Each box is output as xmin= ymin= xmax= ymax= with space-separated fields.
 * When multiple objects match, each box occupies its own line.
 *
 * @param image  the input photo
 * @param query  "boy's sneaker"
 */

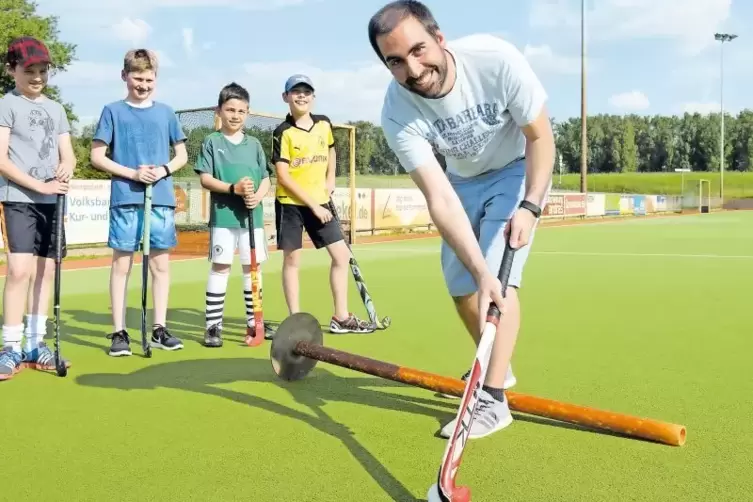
xmin=329 ymin=314 xmax=375 ymax=334
xmin=151 ymin=326 xmax=184 ymax=351
xmin=440 ymin=365 xmax=517 ymax=399
xmin=204 ymin=323 xmax=223 ymax=348
xmin=0 ymin=346 xmax=23 ymax=381
xmin=22 ymin=341 xmax=71 ymax=371
xmin=107 ymin=330 xmax=132 ymax=357
xmin=438 ymin=389 xmax=513 ymax=440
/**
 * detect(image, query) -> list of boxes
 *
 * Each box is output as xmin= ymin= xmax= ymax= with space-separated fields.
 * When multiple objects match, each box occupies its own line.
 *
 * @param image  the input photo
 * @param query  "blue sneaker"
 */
xmin=0 ymin=346 xmax=23 ymax=381
xmin=22 ymin=341 xmax=71 ymax=371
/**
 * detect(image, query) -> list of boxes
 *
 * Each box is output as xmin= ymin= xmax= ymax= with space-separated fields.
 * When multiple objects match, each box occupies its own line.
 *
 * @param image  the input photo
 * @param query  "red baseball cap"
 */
xmin=5 ymin=36 xmax=51 ymax=68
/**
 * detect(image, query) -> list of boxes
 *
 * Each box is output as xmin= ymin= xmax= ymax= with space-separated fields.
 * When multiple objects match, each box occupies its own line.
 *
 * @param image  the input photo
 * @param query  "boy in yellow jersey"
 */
xmin=271 ymin=75 xmax=373 ymax=334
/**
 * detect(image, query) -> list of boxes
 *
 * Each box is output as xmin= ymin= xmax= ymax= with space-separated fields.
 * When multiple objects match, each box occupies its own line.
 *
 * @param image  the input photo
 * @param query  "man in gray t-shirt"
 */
xmin=0 ymin=89 xmax=70 ymax=203
xmin=0 ymin=36 xmax=74 ymax=381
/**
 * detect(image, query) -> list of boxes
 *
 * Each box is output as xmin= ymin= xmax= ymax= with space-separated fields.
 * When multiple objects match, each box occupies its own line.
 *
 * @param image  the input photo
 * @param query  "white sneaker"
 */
xmin=441 ymin=364 xmax=516 ymax=398
xmin=439 ymin=389 xmax=513 ymax=439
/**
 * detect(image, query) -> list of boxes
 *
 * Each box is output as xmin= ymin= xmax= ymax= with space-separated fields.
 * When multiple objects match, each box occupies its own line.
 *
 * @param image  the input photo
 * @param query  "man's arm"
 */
xmin=497 ymin=36 xmax=554 ymax=207
xmin=409 ymin=160 xmax=490 ymax=284
xmin=521 ymin=106 xmax=555 ymax=207
xmin=0 ymin=127 xmax=50 ymax=193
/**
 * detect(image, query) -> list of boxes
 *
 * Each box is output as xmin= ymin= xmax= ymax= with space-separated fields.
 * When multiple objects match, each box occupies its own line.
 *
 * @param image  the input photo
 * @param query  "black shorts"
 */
xmin=275 ymin=200 xmax=343 ymax=251
xmin=0 ymin=202 xmax=67 ymax=258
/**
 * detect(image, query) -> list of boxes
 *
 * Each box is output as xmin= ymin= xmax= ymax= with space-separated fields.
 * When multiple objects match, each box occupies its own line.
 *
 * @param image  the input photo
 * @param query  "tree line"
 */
xmin=3 ymin=0 xmax=752 ymax=182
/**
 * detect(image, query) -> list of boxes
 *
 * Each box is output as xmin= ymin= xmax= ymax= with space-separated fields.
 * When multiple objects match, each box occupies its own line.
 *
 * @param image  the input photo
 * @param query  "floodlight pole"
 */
xmin=580 ymin=0 xmax=588 ymax=193
xmin=714 ymin=32 xmax=737 ymax=205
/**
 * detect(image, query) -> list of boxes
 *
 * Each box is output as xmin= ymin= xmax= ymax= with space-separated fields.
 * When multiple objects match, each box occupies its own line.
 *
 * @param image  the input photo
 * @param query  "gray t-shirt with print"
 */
xmin=0 ymin=90 xmax=70 ymax=204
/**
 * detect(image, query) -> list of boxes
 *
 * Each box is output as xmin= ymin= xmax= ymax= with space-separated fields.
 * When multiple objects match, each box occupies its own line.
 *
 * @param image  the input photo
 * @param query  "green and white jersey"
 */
xmin=194 ymin=131 xmax=269 ymax=229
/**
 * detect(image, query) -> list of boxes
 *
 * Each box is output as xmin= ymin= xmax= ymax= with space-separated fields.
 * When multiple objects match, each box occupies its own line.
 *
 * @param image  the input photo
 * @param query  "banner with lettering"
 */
xmin=586 ymin=193 xmax=606 ymax=217
xmin=564 ymin=194 xmax=587 ymax=216
xmin=373 ymin=189 xmax=432 ymax=228
xmin=64 ymin=180 xmax=111 ymax=245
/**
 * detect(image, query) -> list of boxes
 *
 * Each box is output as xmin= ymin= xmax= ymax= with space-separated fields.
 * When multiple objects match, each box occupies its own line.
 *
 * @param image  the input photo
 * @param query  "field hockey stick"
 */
xmin=52 ymin=193 xmax=67 ymax=377
xmin=140 ymin=185 xmax=153 ymax=358
xmin=429 ymin=241 xmax=516 ymax=502
xmin=326 ymin=200 xmax=391 ymax=330
xmin=245 ymin=205 xmax=265 ymax=347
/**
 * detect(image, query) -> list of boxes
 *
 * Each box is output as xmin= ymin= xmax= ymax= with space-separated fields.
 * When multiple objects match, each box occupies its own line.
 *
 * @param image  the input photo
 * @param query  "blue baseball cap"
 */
xmin=284 ymin=74 xmax=315 ymax=93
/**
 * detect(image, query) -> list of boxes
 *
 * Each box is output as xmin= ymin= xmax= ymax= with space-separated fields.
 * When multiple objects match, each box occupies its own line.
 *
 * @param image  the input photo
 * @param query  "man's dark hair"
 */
xmin=218 ymin=82 xmax=250 ymax=107
xmin=367 ymin=0 xmax=440 ymax=64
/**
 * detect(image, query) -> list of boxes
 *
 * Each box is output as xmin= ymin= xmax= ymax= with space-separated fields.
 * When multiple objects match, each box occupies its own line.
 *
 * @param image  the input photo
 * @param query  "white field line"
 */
xmin=534 ymin=251 xmax=753 ymax=259
xmin=362 ymin=247 xmax=753 ymax=260
xmin=0 ymin=211 xmax=745 ymax=278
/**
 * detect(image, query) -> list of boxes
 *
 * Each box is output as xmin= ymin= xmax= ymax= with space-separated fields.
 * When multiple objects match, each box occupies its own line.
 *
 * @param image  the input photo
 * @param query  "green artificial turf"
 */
xmin=2 ymin=212 xmax=751 ymax=501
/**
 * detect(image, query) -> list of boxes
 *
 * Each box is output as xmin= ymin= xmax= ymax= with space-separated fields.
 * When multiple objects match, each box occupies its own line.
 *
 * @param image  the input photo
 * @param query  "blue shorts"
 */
xmin=441 ymin=158 xmax=545 ymax=298
xmin=108 ymin=205 xmax=177 ymax=252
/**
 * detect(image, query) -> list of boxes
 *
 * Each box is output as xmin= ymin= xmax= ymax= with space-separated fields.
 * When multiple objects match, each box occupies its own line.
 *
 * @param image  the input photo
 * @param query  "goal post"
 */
xmin=699 ymin=179 xmax=711 ymax=213
xmin=174 ymin=106 xmax=358 ymax=244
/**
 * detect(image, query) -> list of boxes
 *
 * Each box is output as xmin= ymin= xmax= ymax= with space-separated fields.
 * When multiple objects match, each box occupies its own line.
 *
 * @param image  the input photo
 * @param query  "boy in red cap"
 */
xmin=0 ymin=36 xmax=75 ymax=380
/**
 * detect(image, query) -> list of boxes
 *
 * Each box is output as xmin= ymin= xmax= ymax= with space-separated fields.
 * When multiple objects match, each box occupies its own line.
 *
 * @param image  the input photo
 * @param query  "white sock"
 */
xmin=206 ymin=269 xmax=230 ymax=328
xmin=2 ymin=324 xmax=24 ymax=353
xmin=243 ymin=269 xmax=263 ymax=327
xmin=23 ymin=314 xmax=47 ymax=352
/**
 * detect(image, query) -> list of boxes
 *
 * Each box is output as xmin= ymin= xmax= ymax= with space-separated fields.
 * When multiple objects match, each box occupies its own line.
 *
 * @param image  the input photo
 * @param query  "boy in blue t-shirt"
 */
xmin=90 ymin=49 xmax=188 ymax=357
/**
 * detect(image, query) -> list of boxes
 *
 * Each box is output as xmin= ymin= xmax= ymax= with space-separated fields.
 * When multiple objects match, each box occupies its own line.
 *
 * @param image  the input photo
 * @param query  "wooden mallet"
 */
xmin=270 ymin=313 xmax=687 ymax=447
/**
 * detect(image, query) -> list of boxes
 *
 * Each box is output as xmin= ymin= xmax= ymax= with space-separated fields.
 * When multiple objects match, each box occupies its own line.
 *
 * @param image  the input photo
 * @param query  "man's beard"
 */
xmin=402 ymin=54 xmax=448 ymax=99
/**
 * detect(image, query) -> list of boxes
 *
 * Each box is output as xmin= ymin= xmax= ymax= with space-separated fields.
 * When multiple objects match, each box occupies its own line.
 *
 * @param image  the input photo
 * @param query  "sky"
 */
xmin=33 ymin=0 xmax=751 ymax=132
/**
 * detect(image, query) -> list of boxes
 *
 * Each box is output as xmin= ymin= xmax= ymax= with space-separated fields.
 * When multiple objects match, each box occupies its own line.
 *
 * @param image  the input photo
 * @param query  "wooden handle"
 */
xmin=294 ymin=341 xmax=687 ymax=447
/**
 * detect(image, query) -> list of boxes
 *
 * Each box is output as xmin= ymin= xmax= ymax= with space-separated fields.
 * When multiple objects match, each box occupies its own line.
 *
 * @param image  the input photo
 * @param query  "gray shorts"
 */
xmin=441 ymin=158 xmax=546 ymax=297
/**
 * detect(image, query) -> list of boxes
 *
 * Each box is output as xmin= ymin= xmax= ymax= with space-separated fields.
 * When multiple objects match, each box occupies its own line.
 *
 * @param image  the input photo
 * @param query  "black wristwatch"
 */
xmin=162 ymin=164 xmax=171 ymax=177
xmin=519 ymin=200 xmax=542 ymax=218
xmin=229 ymin=183 xmax=235 ymax=195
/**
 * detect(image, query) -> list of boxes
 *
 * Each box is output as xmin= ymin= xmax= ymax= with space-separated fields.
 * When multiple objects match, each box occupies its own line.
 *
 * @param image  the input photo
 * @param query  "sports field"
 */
xmin=2 ymin=211 xmax=751 ymax=501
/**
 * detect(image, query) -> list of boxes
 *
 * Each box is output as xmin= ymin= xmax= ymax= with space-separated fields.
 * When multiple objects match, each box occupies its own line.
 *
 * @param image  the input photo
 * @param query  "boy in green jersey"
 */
xmin=194 ymin=82 xmax=271 ymax=347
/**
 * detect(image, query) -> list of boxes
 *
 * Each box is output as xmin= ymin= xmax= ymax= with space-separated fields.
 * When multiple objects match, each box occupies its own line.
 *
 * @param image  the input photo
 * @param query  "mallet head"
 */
xmin=270 ymin=312 xmax=323 ymax=381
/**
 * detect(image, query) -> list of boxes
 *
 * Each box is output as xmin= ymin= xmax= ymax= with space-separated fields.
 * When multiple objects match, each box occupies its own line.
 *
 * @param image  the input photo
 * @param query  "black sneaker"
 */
xmin=107 ymin=330 xmax=132 ymax=357
xmin=151 ymin=326 xmax=184 ymax=351
xmin=204 ymin=323 xmax=223 ymax=348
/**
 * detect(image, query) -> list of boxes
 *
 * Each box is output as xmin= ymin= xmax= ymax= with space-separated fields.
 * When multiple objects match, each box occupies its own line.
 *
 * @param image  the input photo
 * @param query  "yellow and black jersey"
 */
xmin=271 ymin=113 xmax=335 ymax=206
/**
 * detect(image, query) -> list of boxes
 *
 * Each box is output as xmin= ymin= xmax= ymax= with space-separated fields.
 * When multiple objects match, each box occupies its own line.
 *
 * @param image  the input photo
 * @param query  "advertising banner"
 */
xmin=633 ymin=195 xmax=646 ymax=215
xmin=331 ymin=187 xmax=372 ymax=230
xmin=64 ymin=180 xmax=111 ymax=245
xmin=373 ymin=188 xmax=432 ymax=228
xmin=605 ymin=194 xmax=621 ymax=215
xmin=564 ymin=194 xmax=587 ymax=216
xmin=586 ymin=193 xmax=606 ymax=217
xmin=542 ymin=194 xmax=565 ymax=218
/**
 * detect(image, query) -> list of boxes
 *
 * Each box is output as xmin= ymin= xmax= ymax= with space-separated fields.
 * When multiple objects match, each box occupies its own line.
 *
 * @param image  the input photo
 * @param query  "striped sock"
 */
xmin=243 ymin=269 xmax=263 ymax=327
xmin=206 ymin=270 xmax=230 ymax=328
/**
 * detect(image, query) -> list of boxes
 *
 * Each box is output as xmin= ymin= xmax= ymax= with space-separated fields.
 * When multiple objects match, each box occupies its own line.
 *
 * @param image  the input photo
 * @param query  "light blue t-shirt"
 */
xmin=381 ymin=34 xmax=548 ymax=179
xmin=93 ymin=100 xmax=186 ymax=207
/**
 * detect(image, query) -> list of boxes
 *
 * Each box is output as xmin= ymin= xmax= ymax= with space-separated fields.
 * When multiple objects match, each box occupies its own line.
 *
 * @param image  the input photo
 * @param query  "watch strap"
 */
xmin=519 ymin=200 xmax=542 ymax=218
